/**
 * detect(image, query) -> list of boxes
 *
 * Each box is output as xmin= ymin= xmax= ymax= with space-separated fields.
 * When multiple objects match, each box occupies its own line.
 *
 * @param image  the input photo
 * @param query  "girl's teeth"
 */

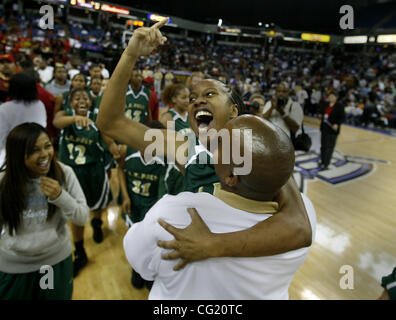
xmin=38 ymin=160 xmax=49 ymax=168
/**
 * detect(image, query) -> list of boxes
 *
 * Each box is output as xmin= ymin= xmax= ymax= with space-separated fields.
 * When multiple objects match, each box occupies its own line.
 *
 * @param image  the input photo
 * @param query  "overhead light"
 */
xmin=377 ymin=34 xmax=396 ymax=43
xmin=258 ymin=22 xmax=262 ymax=26
xmin=218 ymin=19 xmax=222 ymax=27
xmin=265 ymin=24 xmax=269 ymax=28
xmin=283 ymin=36 xmax=302 ymax=42
xmin=343 ymin=35 xmax=367 ymax=44
xmin=301 ymin=33 xmax=331 ymax=43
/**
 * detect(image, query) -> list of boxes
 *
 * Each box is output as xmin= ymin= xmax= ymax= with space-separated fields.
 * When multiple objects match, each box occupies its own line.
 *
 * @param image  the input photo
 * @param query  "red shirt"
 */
xmin=0 ymin=73 xmax=10 ymax=103
xmin=324 ymin=105 xmax=334 ymax=118
xmin=36 ymin=83 xmax=57 ymax=138
xmin=149 ymin=88 xmax=159 ymax=121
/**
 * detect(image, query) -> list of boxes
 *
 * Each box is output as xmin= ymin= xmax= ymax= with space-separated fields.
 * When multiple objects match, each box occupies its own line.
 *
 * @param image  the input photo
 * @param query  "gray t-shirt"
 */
xmin=0 ymin=162 xmax=89 ymax=273
xmin=45 ymin=79 xmax=70 ymax=97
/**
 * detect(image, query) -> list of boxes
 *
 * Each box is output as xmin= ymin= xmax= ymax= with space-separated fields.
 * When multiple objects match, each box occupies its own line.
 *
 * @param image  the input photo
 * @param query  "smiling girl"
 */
xmin=54 ymin=73 xmax=87 ymax=115
xmin=0 ymin=123 xmax=89 ymax=299
xmin=54 ymin=88 xmax=119 ymax=277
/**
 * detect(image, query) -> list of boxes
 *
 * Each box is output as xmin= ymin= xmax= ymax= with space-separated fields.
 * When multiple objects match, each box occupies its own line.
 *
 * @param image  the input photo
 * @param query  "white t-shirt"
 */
xmin=101 ymin=68 xmax=110 ymax=79
xmin=297 ymin=89 xmax=308 ymax=105
xmin=38 ymin=66 xmax=54 ymax=84
xmin=0 ymin=100 xmax=47 ymax=164
xmin=123 ymin=191 xmax=316 ymax=300
xmin=262 ymin=98 xmax=304 ymax=137
xmin=311 ymin=90 xmax=322 ymax=104
xmin=68 ymin=69 xmax=80 ymax=80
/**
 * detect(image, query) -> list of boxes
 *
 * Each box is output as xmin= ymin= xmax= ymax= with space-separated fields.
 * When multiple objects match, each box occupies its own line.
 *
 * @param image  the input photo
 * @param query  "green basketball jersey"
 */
xmin=183 ymin=138 xmax=220 ymax=194
xmin=125 ymin=85 xmax=150 ymax=124
xmin=90 ymin=93 xmax=102 ymax=122
xmin=58 ymin=110 xmax=105 ymax=167
xmin=61 ymin=91 xmax=72 ymax=114
xmin=123 ymin=147 xmax=167 ymax=216
xmin=167 ymin=109 xmax=194 ymax=137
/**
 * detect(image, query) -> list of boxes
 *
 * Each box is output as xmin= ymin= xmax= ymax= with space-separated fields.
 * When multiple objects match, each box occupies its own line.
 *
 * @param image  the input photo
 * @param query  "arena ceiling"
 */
xmin=112 ymin=0 xmax=393 ymax=34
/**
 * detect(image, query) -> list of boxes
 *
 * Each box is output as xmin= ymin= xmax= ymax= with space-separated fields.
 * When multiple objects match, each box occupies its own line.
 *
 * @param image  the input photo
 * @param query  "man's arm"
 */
xmin=278 ymin=102 xmax=303 ymax=134
xmin=158 ymin=177 xmax=312 ymax=270
xmin=262 ymin=100 xmax=274 ymax=120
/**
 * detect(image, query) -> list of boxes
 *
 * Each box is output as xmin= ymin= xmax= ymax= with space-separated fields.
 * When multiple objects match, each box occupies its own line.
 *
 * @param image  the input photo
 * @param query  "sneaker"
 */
xmin=73 ymin=250 xmax=88 ymax=278
xmin=91 ymin=218 xmax=103 ymax=243
xmin=131 ymin=270 xmax=145 ymax=289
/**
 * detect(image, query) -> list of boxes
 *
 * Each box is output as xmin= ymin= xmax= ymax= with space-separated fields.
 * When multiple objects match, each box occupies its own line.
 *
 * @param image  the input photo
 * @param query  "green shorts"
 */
xmin=121 ymin=204 xmax=153 ymax=227
xmin=72 ymin=162 xmax=111 ymax=211
xmin=381 ymin=267 xmax=396 ymax=300
xmin=0 ymin=255 xmax=73 ymax=300
xmin=104 ymin=151 xmax=115 ymax=172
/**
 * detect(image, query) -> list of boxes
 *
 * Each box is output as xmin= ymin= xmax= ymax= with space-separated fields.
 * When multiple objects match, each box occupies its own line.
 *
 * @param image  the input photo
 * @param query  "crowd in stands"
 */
xmin=1 ymin=4 xmax=396 ymax=301
xmin=1 ymin=8 xmax=396 ymax=130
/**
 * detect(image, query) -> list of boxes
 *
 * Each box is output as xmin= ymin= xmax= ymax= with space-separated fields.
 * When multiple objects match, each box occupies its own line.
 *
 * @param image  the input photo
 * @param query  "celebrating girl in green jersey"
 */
xmin=97 ymin=18 xmax=312 ymax=270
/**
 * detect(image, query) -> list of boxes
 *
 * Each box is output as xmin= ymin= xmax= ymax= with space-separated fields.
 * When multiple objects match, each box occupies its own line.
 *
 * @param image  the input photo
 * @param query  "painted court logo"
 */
xmin=293 ymin=149 xmax=389 ymax=193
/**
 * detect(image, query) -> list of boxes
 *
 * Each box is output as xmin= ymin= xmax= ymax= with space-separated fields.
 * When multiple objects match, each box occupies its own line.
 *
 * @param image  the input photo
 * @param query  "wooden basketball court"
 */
xmin=72 ymin=116 xmax=396 ymax=300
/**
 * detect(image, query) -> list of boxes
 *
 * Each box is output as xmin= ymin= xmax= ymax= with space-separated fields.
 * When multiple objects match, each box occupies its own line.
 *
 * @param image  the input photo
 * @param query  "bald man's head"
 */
xmin=214 ymin=115 xmax=295 ymax=200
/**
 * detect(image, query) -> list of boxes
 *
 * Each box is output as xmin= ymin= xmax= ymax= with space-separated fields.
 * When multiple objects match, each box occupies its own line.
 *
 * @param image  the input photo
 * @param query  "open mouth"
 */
xmin=195 ymin=109 xmax=214 ymax=133
xmin=78 ymin=103 xmax=88 ymax=110
xmin=37 ymin=159 xmax=50 ymax=170
xmin=76 ymin=103 xmax=88 ymax=115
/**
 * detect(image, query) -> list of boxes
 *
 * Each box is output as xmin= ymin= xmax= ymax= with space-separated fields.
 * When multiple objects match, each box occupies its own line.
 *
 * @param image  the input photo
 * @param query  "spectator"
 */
xmin=248 ymin=93 xmax=266 ymax=117
xmin=318 ymin=91 xmax=345 ymax=170
xmin=296 ymin=85 xmax=309 ymax=113
xmin=0 ymin=122 xmax=89 ymax=300
xmin=99 ymin=63 xmax=110 ymax=79
xmin=164 ymin=70 xmax=174 ymax=88
xmin=87 ymin=64 xmax=102 ymax=86
xmin=186 ymin=71 xmax=204 ymax=90
xmin=36 ymin=56 xmax=54 ymax=85
xmin=89 ymin=76 xmax=103 ymax=100
xmin=153 ymin=66 xmax=163 ymax=97
xmin=143 ymin=76 xmax=159 ymax=121
xmin=0 ymin=53 xmax=17 ymax=102
xmin=45 ymin=65 xmax=70 ymax=97
xmin=0 ymin=72 xmax=47 ymax=159
xmin=262 ymin=81 xmax=304 ymax=137
xmin=309 ymin=84 xmax=322 ymax=116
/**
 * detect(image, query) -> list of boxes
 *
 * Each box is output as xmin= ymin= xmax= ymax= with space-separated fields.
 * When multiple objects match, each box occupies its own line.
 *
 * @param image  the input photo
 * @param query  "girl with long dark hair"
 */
xmin=0 ymin=123 xmax=89 ymax=300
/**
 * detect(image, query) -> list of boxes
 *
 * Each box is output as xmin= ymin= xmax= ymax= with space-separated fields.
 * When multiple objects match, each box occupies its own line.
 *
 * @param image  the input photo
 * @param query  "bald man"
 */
xmin=123 ymin=115 xmax=316 ymax=299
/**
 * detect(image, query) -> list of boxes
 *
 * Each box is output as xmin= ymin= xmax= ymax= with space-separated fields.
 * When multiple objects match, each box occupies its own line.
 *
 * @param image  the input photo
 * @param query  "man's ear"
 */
xmin=230 ymin=104 xmax=239 ymax=119
xmin=225 ymin=173 xmax=238 ymax=188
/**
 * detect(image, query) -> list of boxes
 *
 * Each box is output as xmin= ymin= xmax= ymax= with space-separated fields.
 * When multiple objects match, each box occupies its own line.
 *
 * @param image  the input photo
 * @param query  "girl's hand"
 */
xmin=122 ymin=197 xmax=131 ymax=215
xmin=125 ymin=18 xmax=168 ymax=59
xmin=74 ymin=116 xmax=92 ymax=128
xmin=40 ymin=177 xmax=62 ymax=200
xmin=109 ymin=143 xmax=121 ymax=160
